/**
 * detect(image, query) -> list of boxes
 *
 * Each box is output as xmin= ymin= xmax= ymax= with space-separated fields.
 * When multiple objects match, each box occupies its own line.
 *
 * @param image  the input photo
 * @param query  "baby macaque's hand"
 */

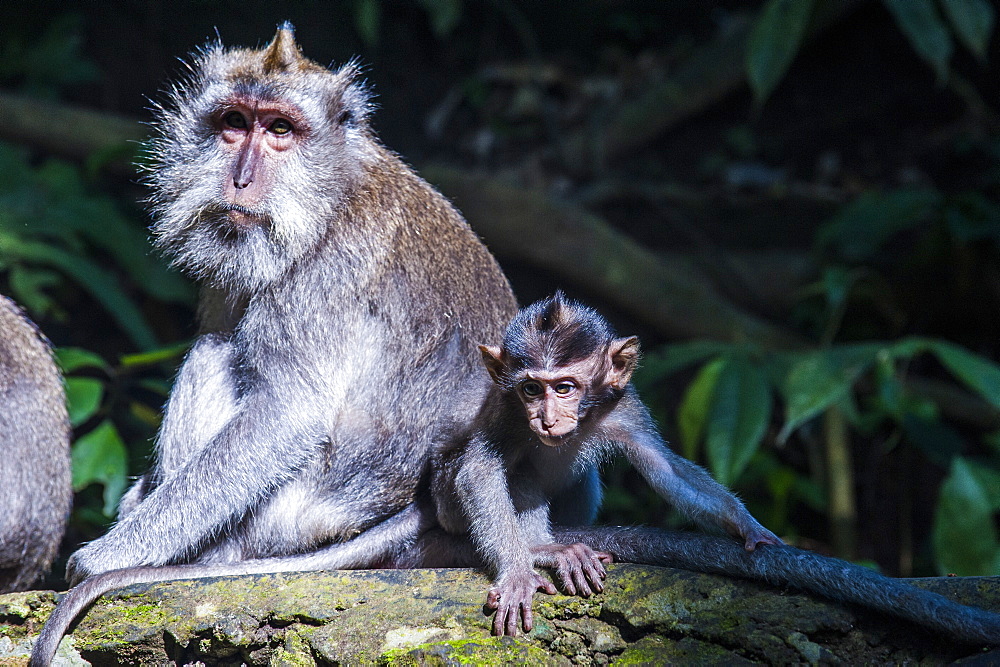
xmin=532 ymin=542 xmax=613 ymax=596
xmin=485 ymin=570 xmax=557 ymax=636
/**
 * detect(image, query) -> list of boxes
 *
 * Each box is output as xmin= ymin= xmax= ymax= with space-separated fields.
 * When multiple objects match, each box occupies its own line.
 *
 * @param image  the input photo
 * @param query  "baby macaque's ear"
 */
xmin=607 ymin=336 xmax=640 ymax=390
xmin=478 ymin=345 xmax=507 ymax=385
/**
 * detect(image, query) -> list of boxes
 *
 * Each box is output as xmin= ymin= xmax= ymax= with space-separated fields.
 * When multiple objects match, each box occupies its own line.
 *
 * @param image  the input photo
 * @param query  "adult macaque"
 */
xmin=16 ymin=14 xmax=519 ymax=644
xmin=64 ymin=21 xmax=515 ymax=582
xmin=0 ymin=295 xmax=71 ymax=593
xmin=32 ymin=20 xmax=514 ymax=664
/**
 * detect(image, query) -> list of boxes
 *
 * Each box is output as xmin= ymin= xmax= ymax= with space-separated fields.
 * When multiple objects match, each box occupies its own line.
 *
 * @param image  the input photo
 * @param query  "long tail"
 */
xmin=554 ymin=526 xmax=1000 ymax=646
xmin=30 ymin=564 xmax=205 ymax=666
xmin=31 ymin=505 xmax=430 ymax=666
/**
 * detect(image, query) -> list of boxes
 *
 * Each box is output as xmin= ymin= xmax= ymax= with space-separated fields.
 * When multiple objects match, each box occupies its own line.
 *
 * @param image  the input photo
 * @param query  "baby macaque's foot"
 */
xmin=485 ymin=570 xmax=557 ymax=636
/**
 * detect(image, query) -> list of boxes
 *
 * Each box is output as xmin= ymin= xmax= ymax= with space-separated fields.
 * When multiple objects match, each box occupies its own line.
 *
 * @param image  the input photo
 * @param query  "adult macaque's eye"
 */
xmin=554 ymin=382 xmax=576 ymax=395
xmin=225 ymin=112 xmax=247 ymax=129
xmin=270 ymin=118 xmax=293 ymax=135
xmin=521 ymin=381 xmax=543 ymax=397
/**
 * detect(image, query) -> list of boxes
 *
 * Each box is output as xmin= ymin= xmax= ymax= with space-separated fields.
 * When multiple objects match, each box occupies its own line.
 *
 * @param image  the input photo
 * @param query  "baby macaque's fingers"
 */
xmin=588 ymin=552 xmax=609 ymax=579
xmin=488 ymin=571 xmax=555 ymax=636
xmin=571 ymin=565 xmax=594 ymax=596
xmin=491 ymin=602 xmax=508 ymax=636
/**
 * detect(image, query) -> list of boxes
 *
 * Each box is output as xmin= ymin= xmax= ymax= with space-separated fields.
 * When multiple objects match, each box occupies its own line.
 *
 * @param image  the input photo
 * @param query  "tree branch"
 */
xmin=424 ymin=166 xmax=805 ymax=347
xmin=0 ymin=91 xmax=145 ymax=172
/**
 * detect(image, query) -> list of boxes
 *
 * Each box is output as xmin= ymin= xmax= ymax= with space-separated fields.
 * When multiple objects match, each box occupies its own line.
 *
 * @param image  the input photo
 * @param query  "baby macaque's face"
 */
xmin=515 ymin=366 xmax=592 ymax=445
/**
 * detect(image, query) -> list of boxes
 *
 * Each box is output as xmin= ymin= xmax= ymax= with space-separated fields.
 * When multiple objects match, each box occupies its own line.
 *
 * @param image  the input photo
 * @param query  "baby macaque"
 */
xmin=429 ymin=291 xmax=781 ymax=634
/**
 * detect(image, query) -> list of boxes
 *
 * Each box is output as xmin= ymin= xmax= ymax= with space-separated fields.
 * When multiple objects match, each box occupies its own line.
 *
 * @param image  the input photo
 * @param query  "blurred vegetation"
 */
xmin=0 ymin=0 xmax=998 ymax=583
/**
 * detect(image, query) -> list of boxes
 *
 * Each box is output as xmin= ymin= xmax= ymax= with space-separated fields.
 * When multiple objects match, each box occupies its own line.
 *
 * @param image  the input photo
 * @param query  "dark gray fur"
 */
xmin=0 ymin=295 xmax=71 ymax=593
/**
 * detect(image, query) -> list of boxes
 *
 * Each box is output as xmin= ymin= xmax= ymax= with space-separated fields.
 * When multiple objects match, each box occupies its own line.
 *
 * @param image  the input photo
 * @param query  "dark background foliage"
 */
xmin=1 ymin=0 xmax=998 ymax=585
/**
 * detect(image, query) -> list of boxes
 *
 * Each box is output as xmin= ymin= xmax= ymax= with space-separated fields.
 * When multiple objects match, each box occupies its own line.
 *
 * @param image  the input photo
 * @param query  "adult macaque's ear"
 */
xmin=478 ymin=345 xmax=506 ymax=385
xmin=607 ymin=336 xmax=640 ymax=390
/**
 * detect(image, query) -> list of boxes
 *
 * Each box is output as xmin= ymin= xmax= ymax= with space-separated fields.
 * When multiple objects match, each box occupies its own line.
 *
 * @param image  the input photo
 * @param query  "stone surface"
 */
xmin=0 ymin=565 xmax=998 ymax=665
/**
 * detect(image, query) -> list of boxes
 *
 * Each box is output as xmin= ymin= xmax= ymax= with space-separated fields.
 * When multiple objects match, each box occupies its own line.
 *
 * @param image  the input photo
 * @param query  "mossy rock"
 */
xmin=1 ymin=565 xmax=998 ymax=665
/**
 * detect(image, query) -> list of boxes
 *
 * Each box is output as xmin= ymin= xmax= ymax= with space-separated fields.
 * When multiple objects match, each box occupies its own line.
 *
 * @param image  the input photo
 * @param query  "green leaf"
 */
xmin=889 ymin=336 xmax=930 ymax=359
xmin=636 ymin=340 xmax=735 ymax=389
xmin=873 ymin=349 xmax=909 ymax=419
xmin=926 ymin=340 xmax=1000 ymax=411
xmin=985 ymin=431 xmax=1000 ymax=457
xmin=71 ymin=419 xmax=128 ymax=516
xmin=883 ymin=0 xmax=954 ymax=82
xmin=677 ymin=357 xmax=728 ymax=461
xmin=64 ymin=377 xmax=104 ymax=427
xmin=0 ymin=233 xmax=159 ymax=349
xmin=778 ymin=347 xmax=878 ymax=442
xmin=706 ymin=357 xmax=772 ymax=485
xmin=818 ymin=188 xmax=941 ymax=261
xmin=17 ymin=14 xmax=100 ymax=98
xmin=120 ymin=341 xmax=190 ymax=369
xmin=940 ymin=0 xmax=995 ymax=60
xmin=820 ymin=265 xmax=856 ymax=312
xmin=901 ymin=413 xmax=965 ymax=466
xmin=130 ymin=400 xmax=163 ymax=429
xmin=932 ymin=457 xmax=1000 ymax=575
xmin=965 ymin=459 xmax=1000 ymax=509
xmin=27 ymin=159 xmax=192 ymax=306
xmin=943 ymin=192 xmax=1000 ymax=243
xmin=8 ymin=266 xmax=60 ymax=316
xmin=55 ymin=347 xmax=109 ymax=373
xmin=746 ymin=0 xmax=816 ymax=104
xmin=138 ymin=378 xmax=172 ymax=397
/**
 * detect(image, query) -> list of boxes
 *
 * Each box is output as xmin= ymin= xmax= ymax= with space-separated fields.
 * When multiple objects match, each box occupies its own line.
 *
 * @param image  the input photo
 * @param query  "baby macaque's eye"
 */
xmin=554 ymin=382 xmax=576 ymax=395
xmin=521 ymin=381 xmax=543 ymax=397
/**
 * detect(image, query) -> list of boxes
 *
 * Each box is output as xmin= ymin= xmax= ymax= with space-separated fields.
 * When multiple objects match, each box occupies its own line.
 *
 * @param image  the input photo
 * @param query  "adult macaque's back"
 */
xmin=64 ymin=23 xmax=516 ymax=582
xmin=0 ymin=295 xmax=71 ymax=592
